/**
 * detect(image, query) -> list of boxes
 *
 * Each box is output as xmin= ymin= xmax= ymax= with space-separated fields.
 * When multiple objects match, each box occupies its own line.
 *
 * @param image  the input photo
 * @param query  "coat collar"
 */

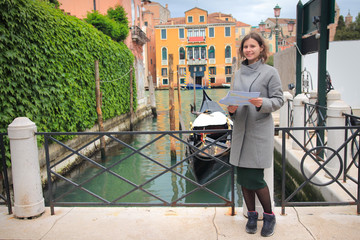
xmin=239 ymin=60 xmax=263 ymax=91
xmin=241 ymin=59 xmax=263 ymax=73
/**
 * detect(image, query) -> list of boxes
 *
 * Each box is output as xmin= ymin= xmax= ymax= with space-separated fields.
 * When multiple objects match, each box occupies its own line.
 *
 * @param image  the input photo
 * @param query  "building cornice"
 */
xmin=155 ymin=22 xmax=236 ymax=29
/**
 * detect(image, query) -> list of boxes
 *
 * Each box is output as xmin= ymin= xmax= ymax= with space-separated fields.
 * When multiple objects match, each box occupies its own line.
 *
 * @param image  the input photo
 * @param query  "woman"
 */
xmin=228 ymin=32 xmax=284 ymax=237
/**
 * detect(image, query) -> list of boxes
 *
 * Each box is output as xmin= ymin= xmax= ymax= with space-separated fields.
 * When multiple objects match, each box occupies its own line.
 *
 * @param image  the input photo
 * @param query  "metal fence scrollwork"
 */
xmin=279 ymin=123 xmax=360 ymax=215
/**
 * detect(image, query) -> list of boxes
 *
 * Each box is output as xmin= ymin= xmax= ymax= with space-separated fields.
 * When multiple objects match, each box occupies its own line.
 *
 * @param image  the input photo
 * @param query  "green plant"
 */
xmin=0 ymin=0 xmax=137 ymax=168
xmin=85 ymin=6 xmax=129 ymax=42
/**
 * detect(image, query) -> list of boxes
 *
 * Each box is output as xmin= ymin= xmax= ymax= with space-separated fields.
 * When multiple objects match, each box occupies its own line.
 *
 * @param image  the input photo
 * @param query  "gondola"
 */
xmin=186 ymin=90 xmax=233 ymax=184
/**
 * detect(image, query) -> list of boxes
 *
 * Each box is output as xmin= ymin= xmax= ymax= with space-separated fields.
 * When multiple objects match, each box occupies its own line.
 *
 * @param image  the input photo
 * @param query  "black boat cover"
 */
xmin=199 ymin=90 xmax=226 ymax=115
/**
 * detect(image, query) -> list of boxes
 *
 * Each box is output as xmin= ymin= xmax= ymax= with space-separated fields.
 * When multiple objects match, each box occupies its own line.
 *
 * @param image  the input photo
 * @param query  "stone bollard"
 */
xmin=8 ymin=117 xmax=45 ymax=218
xmin=292 ymin=93 xmax=309 ymax=150
xmin=279 ymin=91 xmax=293 ymax=138
xmin=326 ymin=95 xmax=351 ymax=180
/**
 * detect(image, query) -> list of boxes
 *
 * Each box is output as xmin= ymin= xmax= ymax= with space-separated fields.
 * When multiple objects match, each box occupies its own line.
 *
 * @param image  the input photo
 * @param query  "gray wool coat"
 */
xmin=229 ymin=60 xmax=284 ymax=169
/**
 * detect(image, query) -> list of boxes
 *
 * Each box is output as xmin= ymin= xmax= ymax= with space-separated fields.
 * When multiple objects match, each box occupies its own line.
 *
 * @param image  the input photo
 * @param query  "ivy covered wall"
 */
xmin=0 ymin=0 xmax=136 ymax=140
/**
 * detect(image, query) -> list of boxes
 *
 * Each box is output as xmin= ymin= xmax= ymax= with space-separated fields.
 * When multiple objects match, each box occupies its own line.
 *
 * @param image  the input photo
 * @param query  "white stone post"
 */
xmin=292 ymin=93 xmax=309 ymax=150
xmin=279 ymin=91 xmax=293 ymax=138
xmin=326 ymin=91 xmax=351 ymax=179
xmin=309 ymin=91 xmax=318 ymax=106
xmin=8 ymin=117 xmax=45 ymax=218
xmin=327 ymin=90 xmax=341 ymax=107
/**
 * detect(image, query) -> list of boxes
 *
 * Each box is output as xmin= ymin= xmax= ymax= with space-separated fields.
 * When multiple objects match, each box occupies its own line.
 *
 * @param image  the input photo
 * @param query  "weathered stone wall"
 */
xmin=274 ymin=46 xmax=296 ymax=92
xmin=38 ymin=105 xmax=153 ymax=185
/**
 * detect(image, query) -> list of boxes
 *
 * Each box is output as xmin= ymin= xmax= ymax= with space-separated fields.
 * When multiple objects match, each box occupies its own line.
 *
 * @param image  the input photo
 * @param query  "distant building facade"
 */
xmin=263 ymin=18 xmax=297 ymax=53
xmin=143 ymin=2 xmax=170 ymax=87
xmin=154 ymin=7 xmax=237 ymax=89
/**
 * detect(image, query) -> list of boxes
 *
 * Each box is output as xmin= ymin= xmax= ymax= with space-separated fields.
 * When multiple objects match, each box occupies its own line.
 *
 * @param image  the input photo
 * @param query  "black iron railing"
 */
xmin=39 ymin=130 xmax=235 ymax=215
xmin=1 ymin=123 xmax=359 ymax=215
xmin=0 ymin=133 xmax=12 ymax=214
xmin=279 ymin=124 xmax=360 ymax=215
xmin=304 ymin=102 xmax=328 ymax=149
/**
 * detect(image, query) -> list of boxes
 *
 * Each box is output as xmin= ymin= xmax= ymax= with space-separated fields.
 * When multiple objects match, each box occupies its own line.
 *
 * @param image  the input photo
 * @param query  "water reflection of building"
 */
xmin=154 ymin=7 xmax=238 ymax=89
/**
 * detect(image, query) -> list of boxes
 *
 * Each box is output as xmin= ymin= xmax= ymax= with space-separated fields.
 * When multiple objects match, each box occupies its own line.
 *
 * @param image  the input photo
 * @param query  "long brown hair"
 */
xmin=239 ymin=31 xmax=269 ymax=63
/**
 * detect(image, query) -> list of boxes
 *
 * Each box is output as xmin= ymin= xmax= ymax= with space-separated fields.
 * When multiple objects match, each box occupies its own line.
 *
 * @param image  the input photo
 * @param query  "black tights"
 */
xmin=242 ymin=185 xmax=272 ymax=214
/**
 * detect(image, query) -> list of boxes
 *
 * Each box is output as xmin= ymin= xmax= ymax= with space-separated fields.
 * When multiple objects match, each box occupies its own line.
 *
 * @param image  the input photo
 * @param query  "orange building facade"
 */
xmin=155 ymin=7 xmax=237 ymax=89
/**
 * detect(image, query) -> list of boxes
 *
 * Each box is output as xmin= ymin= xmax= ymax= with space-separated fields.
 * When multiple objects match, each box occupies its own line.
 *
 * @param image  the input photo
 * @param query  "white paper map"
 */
xmin=218 ymin=91 xmax=260 ymax=106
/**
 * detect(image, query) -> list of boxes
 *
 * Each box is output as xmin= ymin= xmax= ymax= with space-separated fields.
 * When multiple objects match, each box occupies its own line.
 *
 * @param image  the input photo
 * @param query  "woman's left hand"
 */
xmin=249 ymin=98 xmax=263 ymax=108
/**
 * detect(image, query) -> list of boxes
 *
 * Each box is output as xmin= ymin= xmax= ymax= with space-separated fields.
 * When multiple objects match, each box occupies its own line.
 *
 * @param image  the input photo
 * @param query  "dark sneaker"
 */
xmin=246 ymin=211 xmax=258 ymax=234
xmin=261 ymin=212 xmax=276 ymax=237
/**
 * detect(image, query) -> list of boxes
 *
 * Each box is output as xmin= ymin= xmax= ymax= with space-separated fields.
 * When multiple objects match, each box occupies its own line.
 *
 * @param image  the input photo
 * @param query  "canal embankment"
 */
xmin=38 ymin=105 xmax=153 ymax=186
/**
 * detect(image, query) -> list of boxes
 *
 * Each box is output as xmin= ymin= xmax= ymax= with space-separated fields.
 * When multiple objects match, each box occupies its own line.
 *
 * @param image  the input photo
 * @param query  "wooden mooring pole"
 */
xmin=94 ymin=60 xmax=106 ymax=157
xmin=177 ymin=65 xmax=185 ymax=130
xmin=169 ymin=54 xmax=176 ymax=161
xmin=129 ymin=65 xmax=134 ymax=131
xmin=148 ymin=74 xmax=157 ymax=117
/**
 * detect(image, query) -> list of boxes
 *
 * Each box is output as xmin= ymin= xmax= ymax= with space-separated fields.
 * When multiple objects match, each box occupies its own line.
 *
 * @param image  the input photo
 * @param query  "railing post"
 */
xmin=7 ymin=117 xmax=45 ymax=218
xmin=309 ymin=91 xmax=317 ymax=106
xmin=326 ymin=91 xmax=351 ymax=179
xmin=279 ymin=91 xmax=293 ymax=137
xmin=292 ymin=93 xmax=309 ymax=150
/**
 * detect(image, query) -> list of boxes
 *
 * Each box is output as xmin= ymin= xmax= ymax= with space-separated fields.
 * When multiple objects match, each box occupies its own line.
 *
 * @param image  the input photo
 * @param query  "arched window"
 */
xmin=225 ymin=46 xmax=231 ymax=59
xmin=208 ymin=46 xmax=215 ymax=59
xmin=179 ymin=47 xmax=185 ymax=60
xmin=162 ymin=47 xmax=167 ymax=60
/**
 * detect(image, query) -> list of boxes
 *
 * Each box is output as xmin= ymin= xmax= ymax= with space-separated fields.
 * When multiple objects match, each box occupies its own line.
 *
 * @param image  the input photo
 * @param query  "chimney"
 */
xmin=166 ymin=4 xmax=168 ymax=9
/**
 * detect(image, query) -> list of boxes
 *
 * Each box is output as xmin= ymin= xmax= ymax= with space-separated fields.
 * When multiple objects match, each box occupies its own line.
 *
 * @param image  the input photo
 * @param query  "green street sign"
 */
xmin=302 ymin=0 xmax=335 ymax=35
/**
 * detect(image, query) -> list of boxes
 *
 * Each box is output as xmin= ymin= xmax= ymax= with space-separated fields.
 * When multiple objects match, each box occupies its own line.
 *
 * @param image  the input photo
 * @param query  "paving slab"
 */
xmin=1 ymin=206 xmax=359 ymax=240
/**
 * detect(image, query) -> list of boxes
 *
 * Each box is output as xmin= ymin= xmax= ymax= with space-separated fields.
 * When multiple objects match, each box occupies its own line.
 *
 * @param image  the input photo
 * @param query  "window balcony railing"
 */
xmin=187 ymin=36 xmax=206 ymax=43
xmin=131 ymin=26 xmax=149 ymax=45
xmin=187 ymin=59 xmax=207 ymax=65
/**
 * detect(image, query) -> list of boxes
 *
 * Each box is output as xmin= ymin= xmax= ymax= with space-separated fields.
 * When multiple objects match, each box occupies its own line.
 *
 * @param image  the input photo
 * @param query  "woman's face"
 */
xmin=242 ymin=38 xmax=264 ymax=64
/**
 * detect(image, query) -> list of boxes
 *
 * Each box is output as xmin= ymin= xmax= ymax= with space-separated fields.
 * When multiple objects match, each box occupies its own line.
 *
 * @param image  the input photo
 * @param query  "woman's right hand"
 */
xmin=227 ymin=105 xmax=238 ymax=114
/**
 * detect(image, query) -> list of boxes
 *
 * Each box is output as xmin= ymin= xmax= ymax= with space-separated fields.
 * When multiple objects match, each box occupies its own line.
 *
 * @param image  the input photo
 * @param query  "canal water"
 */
xmin=48 ymin=88 xmax=245 ymax=206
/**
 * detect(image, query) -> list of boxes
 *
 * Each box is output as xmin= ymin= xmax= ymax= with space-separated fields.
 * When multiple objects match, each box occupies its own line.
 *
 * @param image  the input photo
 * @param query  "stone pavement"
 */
xmin=1 ymin=205 xmax=359 ymax=240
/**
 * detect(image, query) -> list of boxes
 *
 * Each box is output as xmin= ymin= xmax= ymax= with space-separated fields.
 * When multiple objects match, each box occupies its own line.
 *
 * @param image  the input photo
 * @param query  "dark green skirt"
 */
xmin=236 ymin=167 xmax=267 ymax=190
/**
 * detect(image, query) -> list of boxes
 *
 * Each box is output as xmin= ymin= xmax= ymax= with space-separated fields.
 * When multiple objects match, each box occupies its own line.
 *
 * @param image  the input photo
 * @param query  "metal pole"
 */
xmin=281 ymin=129 xmax=286 ymax=215
xmin=193 ymin=71 xmax=196 ymax=111
xmin=275 ymin=17 xmax=279 ymax=53
xmin=295 ymin=1 xmax=304 ymax=96
xmin=316 ymin=0 xmax=329 ymax=151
